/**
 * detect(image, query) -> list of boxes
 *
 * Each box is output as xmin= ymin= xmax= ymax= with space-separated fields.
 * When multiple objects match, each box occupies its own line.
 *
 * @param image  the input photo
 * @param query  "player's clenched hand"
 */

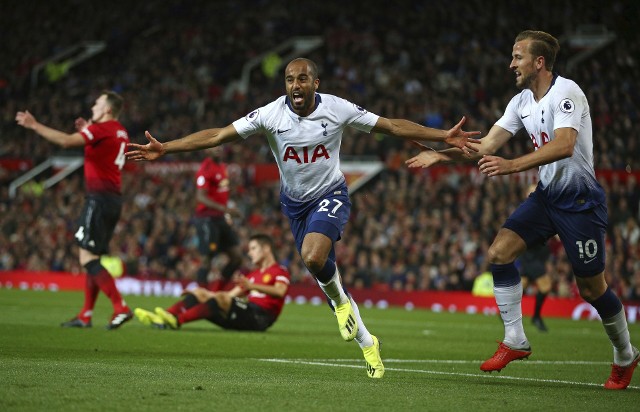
xmin=238 ymin=275 xmax=252 ymax=291
xmin=405 ymin=142 xmax=448 ymax=168
xmin=444 ymin=116 xmax=481 ymax=153
xmin=478 ymin=155 xmax=515 ymax=176
xmin=75 ymin=117 xmax=91 ymax=131
xmin=15 ymin=110 xmax=37 ymax=130
xmin=126 ymin=130 xmax=165 ymax=161
xmin=225 ymin=205 xmax=243 ymax=219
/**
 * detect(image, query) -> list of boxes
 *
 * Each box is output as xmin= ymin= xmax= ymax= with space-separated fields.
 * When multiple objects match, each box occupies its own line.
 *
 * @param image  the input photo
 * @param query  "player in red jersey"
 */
xmin=16 ymin=91 xmax=133 ymax=330
xmin=193 ymin=147 xmax=243 ymax=290
xmin=135 ymin=234 xmax=289 ymax=331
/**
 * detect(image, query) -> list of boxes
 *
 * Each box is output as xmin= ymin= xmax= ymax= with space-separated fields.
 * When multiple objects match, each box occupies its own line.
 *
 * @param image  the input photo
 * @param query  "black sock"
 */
xmin=84 ymin=259 xmax=103 ymax=276
xmin=534 ymin=291 xmax=547 ymax=318
xmin=183 ymin=293 xmax=199 ymax=309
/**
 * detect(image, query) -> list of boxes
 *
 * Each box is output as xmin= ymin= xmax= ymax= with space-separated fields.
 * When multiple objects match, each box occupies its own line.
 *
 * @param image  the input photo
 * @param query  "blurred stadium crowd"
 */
xmin=1 ymin=1 xmax=639 ymax=300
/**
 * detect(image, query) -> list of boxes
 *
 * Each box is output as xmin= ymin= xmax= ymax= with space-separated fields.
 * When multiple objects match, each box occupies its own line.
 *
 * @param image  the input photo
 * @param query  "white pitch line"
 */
xmin=282 ymin=358 xmax=612 ymax=365
xmin=258 ymin=358 xmax=640 ymax=390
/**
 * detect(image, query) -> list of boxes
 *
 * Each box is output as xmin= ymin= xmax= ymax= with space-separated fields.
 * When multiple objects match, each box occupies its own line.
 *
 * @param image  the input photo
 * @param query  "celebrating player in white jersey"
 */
xmin=127 ymin=57 xmax=480 ymax=379
xmin=407 ymin=30 xmax=638 ymax=389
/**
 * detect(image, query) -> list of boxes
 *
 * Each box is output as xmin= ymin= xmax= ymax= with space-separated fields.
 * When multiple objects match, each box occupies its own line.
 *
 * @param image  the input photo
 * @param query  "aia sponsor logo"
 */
xmin=283 ymin=144 xmax=330 ymax=163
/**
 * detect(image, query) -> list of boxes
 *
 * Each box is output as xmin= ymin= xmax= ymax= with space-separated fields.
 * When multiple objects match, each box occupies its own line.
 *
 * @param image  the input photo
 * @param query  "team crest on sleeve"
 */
xmin=559 ymin=98 xmax=575 ymax=113
xmin=245 ymin=109 xmax=259 ymax=122
xmin=353 ymin=103 xmax=367 ymax=114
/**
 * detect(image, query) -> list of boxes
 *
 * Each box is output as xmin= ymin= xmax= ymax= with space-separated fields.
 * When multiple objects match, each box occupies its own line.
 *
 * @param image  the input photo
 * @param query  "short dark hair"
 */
xmin=102 ymin=90 xmax=124 ymax=118
xmin=249 ymin=233 xmax=274 ymax=251
xmin=515 ymin=30 xmax=560 ymax=71
xmin=288 ymin=58 xmax=319 ymax=79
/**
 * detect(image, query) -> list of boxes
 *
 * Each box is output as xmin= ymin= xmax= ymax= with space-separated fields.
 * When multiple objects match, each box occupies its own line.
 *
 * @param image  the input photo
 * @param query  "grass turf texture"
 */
xmin=1 ymin=289 xmax=638 ymax=411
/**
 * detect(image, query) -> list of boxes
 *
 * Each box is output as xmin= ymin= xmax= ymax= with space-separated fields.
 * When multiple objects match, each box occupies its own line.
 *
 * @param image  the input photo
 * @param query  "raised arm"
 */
xmin=371 ymin=116 xmax=481 ymax=151
xmin=15 ymin=110 xmax=85 ymax=148
xmin=406 ymin=124 xmax=512 ymax=169
xmin=126 ymin=124 xmax=242 ymax=161
xmin=195 ymin=189 xmax=241 ymax=218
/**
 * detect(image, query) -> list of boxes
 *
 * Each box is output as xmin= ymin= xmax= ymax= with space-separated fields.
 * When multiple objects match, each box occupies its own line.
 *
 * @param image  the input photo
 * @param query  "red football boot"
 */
xmin=604 ymin=347 xmax=640 ymax=390
xmin=480 ymin=342 xmax=532 ymax=372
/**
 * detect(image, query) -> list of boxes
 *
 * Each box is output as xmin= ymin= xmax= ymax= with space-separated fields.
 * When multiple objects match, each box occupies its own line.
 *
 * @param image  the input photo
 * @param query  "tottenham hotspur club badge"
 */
xmin=559 ymin=98 xmax=574 ymax=113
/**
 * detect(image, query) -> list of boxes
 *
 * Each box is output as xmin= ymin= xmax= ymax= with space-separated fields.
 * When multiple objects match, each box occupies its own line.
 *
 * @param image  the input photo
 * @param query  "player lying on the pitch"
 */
xmin=135 ymin=234 xmax=289 ymax=332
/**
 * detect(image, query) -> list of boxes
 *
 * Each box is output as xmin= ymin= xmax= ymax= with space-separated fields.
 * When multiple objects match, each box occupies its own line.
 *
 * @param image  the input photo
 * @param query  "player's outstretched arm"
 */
xmin=15 ymin=110 xmax=84 ymax=148
xmin=126 ymin=125 xmax=241 ymax=162
xmin=406 ymin=144 xmax=455 ymax=169
xmin=443 ymin=116 xmax=482 ymax=152
xmin=372 ymin=116 xmax=481 ymax=152
xmin=406 ymin=125 xmax=512 ymax=169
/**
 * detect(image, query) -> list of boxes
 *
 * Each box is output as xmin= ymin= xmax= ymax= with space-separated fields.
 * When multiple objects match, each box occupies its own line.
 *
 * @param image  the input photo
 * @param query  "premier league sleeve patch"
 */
xmin=245 ymin=109 xmax=260 ymax=122
xmin=559 ymin=98 xmax=575 ymax=113
xmin=353 ymin=103 xmax=368 ymax=114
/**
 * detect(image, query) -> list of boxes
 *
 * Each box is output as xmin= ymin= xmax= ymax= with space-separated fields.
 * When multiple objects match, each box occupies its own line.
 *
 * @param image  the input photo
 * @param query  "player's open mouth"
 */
xmin=292 ymin=92 xmax=303 ymax=104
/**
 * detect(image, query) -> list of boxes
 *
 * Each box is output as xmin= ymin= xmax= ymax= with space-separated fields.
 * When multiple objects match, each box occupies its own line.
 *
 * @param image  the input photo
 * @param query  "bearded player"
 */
xmin=407 ymin=30 xmax=638 ymax=389
xmin=127 ymin=57 xmax=480 ymax=378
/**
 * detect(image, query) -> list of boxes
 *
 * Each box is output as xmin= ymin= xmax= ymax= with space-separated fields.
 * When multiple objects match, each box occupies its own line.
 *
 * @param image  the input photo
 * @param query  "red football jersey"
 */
xmin=79 ymin=120 xmax=129 ymax=195
xmin=194 ymin=158 xmax=230 ymax=217
xmin=245 ymin=263 xmax=290 ymax=318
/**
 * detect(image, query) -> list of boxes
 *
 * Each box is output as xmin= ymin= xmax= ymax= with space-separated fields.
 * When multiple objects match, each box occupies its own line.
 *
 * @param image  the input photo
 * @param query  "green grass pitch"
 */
xmin=1 ymin=289 xmax=638 ymax=411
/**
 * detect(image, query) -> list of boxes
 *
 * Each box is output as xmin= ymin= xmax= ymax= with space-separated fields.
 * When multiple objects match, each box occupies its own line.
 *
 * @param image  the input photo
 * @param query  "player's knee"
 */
xmin=78 ymin=248 xmax=99 ymax=267
xmin=191 ymin=287 xmax=213 ymax=303
xmin=487 ymin=244 xmax=511 ymax=264
xmin=578 ymin=287 xmax=597 ymax=302
xmin=301 ymin=252 xmax=325 ymax=275
xmin=576 ymin=274 xmax=607 ymax=302
xmin=578 ymin=283 xmax=606 ymax=302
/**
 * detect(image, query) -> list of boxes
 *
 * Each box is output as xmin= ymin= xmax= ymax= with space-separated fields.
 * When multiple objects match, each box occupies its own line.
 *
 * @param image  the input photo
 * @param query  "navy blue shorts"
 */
xmin=504 ymin=190 xmax=607 ymax=278
xmin=280 ymin=182 xmax=351 ymax=259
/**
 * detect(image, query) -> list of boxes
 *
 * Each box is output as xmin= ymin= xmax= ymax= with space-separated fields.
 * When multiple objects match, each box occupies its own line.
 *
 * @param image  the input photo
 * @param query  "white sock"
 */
xmin=317 ymin=267 xmax=349 ymax=307
xmin=602 ymin=308 xmax=634 ymax=365
xmin=349 ymin=295 xmax=374 ymax=348
xmin=494 ymin=282 xmax=529 ymax=349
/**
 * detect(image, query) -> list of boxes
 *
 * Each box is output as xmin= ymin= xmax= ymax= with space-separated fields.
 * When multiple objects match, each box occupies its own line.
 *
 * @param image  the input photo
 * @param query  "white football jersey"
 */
xmin=495 ymin=75 xmax=605 ymax=211
xmin=232 ymin=93 xmax=379 ymax=200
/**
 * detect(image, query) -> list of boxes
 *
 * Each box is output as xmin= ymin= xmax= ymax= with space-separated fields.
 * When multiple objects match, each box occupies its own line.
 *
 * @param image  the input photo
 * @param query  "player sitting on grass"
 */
xmin=136 ymin=234 xmax=288 ymax=332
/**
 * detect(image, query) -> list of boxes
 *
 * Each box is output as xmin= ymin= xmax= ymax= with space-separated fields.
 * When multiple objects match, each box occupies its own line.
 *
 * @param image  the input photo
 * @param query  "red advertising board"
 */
xmin=2 ymin=271 xmax=638 ymax=323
